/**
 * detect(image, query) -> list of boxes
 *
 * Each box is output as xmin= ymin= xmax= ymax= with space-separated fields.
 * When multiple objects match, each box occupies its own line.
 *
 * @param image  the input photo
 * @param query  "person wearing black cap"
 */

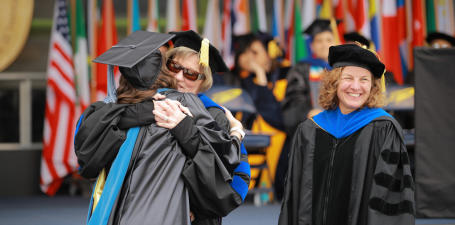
xmin=344 ymin=32 xmax=371 ymax=48
xmin=426 ymin=32 xmax=455 ymax=48
xmin=75 ymin=30 xmax=248 ymax=224
xmin=282 ymin=19 xmax=338 ymax=137
xmin=278 ymin=43 xmax=415 ymax=225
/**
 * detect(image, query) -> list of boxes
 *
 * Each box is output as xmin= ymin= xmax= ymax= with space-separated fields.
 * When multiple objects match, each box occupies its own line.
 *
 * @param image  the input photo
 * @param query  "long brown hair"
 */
xmin=116 ymin=54 xmax=178 ymax=104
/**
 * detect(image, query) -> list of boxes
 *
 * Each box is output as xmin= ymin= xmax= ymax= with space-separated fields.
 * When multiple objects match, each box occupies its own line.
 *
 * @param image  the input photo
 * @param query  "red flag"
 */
xmin=182 ymin=0 xmax=197 ymax=31
xmin=96 ymin=0 xmax=119 ymax=101
xmin=40 ymin=0 xmax=78 ymax=196
xmin=382 ymin=0 xmax=404 ymax=85
xmin=410 ymin=0 xmax=424 ymax=68
xmin=334 ymin=0 xmax=346 ymax=43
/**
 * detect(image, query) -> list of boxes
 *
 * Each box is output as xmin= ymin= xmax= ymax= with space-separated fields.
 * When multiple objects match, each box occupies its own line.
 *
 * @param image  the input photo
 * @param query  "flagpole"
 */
xmin=70 ymin=0 xmax=76 ymax=51
xmin=89 ymin=0 xmax=98 ymax=103
xmin=127 ymin=0 xmax=132 ymax=34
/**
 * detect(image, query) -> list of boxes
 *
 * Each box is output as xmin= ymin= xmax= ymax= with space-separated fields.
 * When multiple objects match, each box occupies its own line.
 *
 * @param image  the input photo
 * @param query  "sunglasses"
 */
xmin=166 ymin=59 xmax=204 ymax=81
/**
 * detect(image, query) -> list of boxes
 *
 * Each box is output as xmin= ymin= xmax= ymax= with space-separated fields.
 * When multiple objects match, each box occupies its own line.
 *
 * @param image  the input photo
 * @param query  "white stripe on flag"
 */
xmin=46 ymin=86 xmax=56 ymax=113
xmin=48 ymin=67 xmax=77 ymax=102
xmin=43 ymin=117 xmax=51 ymax=146
xmin=40 ymin=157 xmax=53 ymax=185
xmin=52 ymin=102 xmax=70 ymax=178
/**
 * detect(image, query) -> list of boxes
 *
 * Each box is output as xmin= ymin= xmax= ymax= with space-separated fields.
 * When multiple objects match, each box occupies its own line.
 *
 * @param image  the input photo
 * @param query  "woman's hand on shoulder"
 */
xmin=222 ymin=106 xmax=244 ymax=140
xmin=154 ymin=99 xmax=187 ymax=129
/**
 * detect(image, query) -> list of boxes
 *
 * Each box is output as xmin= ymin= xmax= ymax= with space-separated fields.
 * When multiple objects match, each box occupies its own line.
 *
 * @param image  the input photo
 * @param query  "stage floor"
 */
xmin=0 ymin=196 xmax=454 ymax=225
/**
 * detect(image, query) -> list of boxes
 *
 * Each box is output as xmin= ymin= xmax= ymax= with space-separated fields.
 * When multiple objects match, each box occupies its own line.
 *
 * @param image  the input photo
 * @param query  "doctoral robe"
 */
xmin=279 ymin=107 xmax=415 ymax=225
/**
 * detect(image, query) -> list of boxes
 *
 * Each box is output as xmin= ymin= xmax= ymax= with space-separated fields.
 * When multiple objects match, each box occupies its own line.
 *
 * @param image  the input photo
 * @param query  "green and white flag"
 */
xmin=251 ymin=0 xmax=267 ymax=32
xmin=73 ymin=0 xmax=91 ymax=110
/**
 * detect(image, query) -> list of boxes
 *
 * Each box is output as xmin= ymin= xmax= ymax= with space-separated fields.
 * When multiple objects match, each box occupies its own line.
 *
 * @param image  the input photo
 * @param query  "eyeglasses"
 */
xmin=166 ymin=59 xmax=204 ymax=81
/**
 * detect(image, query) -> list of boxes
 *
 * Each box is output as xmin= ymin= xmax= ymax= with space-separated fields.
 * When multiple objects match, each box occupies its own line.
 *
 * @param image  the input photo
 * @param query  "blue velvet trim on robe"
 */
xmin=230 ymin=175 xmax=249 ymax=201
xmin=234 ymin=161 xmax=251 ymax=177
xmin=87 ymin=127 xmax=140 ymax=225
xmin=312 ymin=107 xmax=392 ymax=139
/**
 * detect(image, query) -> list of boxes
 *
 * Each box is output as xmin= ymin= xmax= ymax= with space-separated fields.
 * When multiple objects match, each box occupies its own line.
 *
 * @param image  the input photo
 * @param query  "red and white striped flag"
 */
xmin=40 ymin=0 xmax=79 ymax=196
xmin=182 ymin=0 xmax=197 ymax=31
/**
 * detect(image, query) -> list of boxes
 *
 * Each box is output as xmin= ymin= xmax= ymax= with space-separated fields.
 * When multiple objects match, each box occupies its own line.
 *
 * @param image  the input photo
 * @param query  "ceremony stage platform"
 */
xmin=0 ymin=196 xmax=454 ymax=225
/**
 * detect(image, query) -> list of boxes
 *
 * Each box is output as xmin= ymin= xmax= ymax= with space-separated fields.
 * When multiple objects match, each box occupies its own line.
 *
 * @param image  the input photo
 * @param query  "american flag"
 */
xmin=40 ymin=0 xmax=79 ymax=196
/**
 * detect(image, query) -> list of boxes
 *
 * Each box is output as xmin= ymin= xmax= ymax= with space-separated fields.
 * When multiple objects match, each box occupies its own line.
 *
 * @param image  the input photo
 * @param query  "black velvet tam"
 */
xmin=169 ymin=30 xmax=230 ymax=74
xmin=303 ymin=19 xmax=341 ymax=37
xmin=328 ymin=44 xmax=385 ymax=78
xmin=426 ymin=32 xmax=455 ymax=46
xmin=93 ymin=30 xmax=175 ymax=90
xmin=343 ymin=32 xmax=370 ymax=49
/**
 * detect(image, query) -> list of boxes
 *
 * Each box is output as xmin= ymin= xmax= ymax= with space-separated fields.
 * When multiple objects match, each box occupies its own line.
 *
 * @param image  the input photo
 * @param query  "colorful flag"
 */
xmin=411 ymin=0 xmax=424 ymax=49
xmin=272 ymin=0 xmax=284 ymax=43
xmin=333 ymin=0 xmax=346 ymax=43
xmin=397 ymin=0 xmax=409 ymax=81
xmin=87 ymin=0 xmax=99 ymax=103
xmin=370 ymin=0 xmax=381 ymax=52
xmin=127 ymin=0 xmax=141 ymax=34
xmin=318 ymin=0 xmax=333 ymax=19
xmin=166 ymin=0 xmax=180 ymax=32
xmin=232 ymin=0 xmax=250 ymax=35
xmin=73 ymin=0 xmax=91 ymax=112
xmin=203 ymin=0 xmax=222 ymax=50
xmin=222 ymin=0 xmax=234 ymax=68
xmin=147 ymin=0 xmax=160 ymax=32
xmin=96 ymin=0 xmax=119 ymax=101
xmin=284 ymin=0 xmax=294 ymax=62
xmin=40 ymin=0 xmax=78 ymax=196
xmin=294 ymin=0 xmax=309 ymax=62
xmin=382 ymin=0 xmax=404 ymax=85
xmin=356 ymin=0 xmax=371 ymax=40
xmin=425 ymin=0 xmax=436 ymax=34
xmin=302 ymin=0 xmax=316 ymax=31
xmin=346 ymin=0 xmax=357 ymax=32
xmin=251 ymin=0 xmax=267 ymax=32
xmin=182 ymin=0 xmax=197 ymax=31
xmin=435 ymin=0 xmax=455 ymax=36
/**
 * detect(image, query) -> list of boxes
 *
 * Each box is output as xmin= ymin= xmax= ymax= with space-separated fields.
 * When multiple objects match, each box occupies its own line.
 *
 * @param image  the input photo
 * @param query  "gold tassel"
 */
xmin=92 ymin=167 xmax=107 ymax=213
xmin=268 ymin=39 xmax=282 ymax=59
xmin=199 ymin=38 xmax=210 ymax=67
xmin=381 ymin=69 xmax=386 ymax=93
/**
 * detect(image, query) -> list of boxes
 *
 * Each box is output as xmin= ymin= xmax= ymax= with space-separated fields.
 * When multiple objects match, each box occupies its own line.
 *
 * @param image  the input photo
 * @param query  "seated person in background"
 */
xmin=222 ymin=31 xmax=291 ymax=201
xmin=281 ymin=19 xmax=337 ymax=137
xmin=343 ymin=32 xmax=371 ymax=48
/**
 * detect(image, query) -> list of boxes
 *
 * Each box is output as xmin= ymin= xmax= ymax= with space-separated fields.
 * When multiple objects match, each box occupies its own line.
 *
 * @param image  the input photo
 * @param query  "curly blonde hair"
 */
xmin=318 ymin=67 xmax=387 ymax=110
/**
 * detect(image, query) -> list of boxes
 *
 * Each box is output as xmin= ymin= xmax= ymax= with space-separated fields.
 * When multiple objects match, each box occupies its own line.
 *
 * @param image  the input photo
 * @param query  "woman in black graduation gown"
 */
xmin=278 ymin=44 xmax=415 ymax=225
xmin=76 ymin=31 xmax=249 ymax=225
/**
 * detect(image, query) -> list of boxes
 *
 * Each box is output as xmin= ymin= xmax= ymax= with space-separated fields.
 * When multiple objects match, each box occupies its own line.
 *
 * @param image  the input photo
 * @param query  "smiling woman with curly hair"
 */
xmin=318 ymin=66 xmax=387 ymax=110
xmin=279 ymin=44 xmax=415 ymax=225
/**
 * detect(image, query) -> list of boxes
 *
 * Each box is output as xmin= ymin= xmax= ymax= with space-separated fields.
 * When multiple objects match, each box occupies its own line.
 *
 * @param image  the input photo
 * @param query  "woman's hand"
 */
xmin=154 ymin=99 xmax=187 ymax=129
xmin=190 ymin=211 xmax=195 ymax=222
xmin=222 ymin=107 xmax=244 ymax=140
xmin=249 ymin=59 xmax=268 ymax=86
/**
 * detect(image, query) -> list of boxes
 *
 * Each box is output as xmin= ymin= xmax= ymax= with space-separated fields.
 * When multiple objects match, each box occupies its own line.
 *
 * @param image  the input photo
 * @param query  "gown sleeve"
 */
xmin=116 ymin=99 xmax=155 ymax=130
xmin=281 ymin=63 xmax=313 ymax=136
xmin=365 ymin=120 xmax=415 ymax=225
xmin=278 ymin=123 xmax=306 ymax=225
xmin=74 ymin=102 xmax=129 ymax=179
xmin=242 ymin=74 xmax=285 ymax=131
xmin=176 ymin=93 xmax=249 ymax=221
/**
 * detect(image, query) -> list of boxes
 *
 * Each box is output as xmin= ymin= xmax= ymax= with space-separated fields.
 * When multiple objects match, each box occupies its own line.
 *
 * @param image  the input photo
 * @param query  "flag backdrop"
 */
xmin=127 ymin=0 xmax=141 ymax=34
xmin=182 ymin=0 xmax=197 ymax=32
xmin=203 ymin=0 xmax=222 ymax=50
xmin=232 ymin=0 xmax=250 ymax=35
xmin=146 ymin=0 xmax=160 ymax=32
xmin=222 ymin=0 xmax=234 ymax=68
xmin=40 ymin=0 xmax=78 ymax=196
xmin=73 ymin=0 xmax=90 ymax=113
xmin=96 ymin=0 xmax=119 ymax=101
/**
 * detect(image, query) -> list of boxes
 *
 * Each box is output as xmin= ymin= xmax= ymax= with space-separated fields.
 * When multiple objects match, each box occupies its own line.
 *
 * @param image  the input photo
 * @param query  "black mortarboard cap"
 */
xmin=303 ymin=19 xmax=341 ymax=37
xmin=169 ymin=30 xmax=230 ymax=73
xmin=426 ymin=32 xmax=455 ymax=47
xmin=328 ymin=44 xmax=385 ymax=79
xmin=93 ymin=30 xmax=175 ymax=90
xmin=344 ymin=32 xmax=370 ymax=49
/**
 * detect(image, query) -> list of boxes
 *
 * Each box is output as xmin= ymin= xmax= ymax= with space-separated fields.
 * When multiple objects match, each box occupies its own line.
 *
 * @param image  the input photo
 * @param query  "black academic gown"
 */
xmin=75 ymin=91 xmax=246 ymax=225
xmin=281 ymin=62 xmax=313 ymax=137
xmin=279 ymin=116 xmax=415 ymax=225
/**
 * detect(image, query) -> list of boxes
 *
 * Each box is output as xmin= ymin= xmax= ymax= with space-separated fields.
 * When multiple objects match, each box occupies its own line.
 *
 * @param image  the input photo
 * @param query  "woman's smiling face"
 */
xmin=336 ymin=66 xmax=373 ymax=114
